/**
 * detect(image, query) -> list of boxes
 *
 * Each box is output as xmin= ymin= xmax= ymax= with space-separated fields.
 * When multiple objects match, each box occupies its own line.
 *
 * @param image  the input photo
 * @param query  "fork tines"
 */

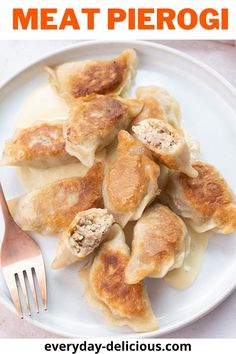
xmin=3 ymin=260 xmax=47 ymax=319
xmin=0 ymin=182 xmax=48 ymax=319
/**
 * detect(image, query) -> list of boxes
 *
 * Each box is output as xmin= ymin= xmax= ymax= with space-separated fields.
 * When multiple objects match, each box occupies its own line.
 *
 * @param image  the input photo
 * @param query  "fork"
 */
xmin=0 ymin=182 xmax=47 ymax=318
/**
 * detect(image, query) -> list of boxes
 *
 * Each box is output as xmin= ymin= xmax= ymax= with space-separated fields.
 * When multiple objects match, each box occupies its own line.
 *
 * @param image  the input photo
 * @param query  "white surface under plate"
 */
xmin=0 ymin=41 xmax=236 ymax=338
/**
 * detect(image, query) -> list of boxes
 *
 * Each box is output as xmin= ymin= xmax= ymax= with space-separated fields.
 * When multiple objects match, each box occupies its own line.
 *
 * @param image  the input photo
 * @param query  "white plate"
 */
xmin=0 ymin=41 xmax=236 ymax=338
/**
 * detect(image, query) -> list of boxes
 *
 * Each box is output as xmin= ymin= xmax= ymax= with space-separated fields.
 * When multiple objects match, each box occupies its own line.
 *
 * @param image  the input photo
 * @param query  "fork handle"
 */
xmin=0 ymin=182 xmax=14 ymax=225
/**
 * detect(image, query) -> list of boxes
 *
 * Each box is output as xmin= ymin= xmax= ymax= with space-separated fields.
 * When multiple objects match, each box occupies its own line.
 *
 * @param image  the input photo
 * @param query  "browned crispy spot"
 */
xmin=92 ymin=250 xmax=148 ymax=317
xmin=138 ymin=205 xmax=184 ymax=262
xmin=68 ymin=96 xmax=127 ymax=142
xmin=179 ymin=161 xmax=232 ymax=218
xmin=14 ymin=124 xmax=65 ymax=159
xmin=106 ymin=155 xmax=147 ymax=212
xmin=71 ymin=58 xmax=127 ymax=98
xmin=42 ymin=163 xmax=103 ymax=231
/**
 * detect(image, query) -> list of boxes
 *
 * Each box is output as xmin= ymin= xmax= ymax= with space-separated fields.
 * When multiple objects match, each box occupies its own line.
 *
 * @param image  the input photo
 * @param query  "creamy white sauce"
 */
xmin=164 ymin=229 xmax=209 ymax=289
xmin=15 ymin=84 xmax=105 ymax=191
xmin=15 ymin=84 xmax=68 ymax=129
xmin=17 ymin=163 xmax=87 ymax=191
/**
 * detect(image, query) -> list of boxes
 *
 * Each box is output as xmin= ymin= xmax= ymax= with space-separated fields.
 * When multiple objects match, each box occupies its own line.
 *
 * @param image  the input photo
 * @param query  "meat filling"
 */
xmin=133 ymin=119 xmax=179 ymax=153
xmin=68 ymin=211 xmax=114 ymax=257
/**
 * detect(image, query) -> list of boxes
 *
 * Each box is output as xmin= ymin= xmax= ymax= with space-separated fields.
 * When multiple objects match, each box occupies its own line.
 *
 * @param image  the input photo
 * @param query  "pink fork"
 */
xmin=0 ymin=182 xmax=47 ymax=318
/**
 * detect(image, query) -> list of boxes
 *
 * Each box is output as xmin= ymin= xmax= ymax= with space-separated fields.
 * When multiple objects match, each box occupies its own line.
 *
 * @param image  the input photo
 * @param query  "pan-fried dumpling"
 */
xmin=64 ymin=95 xmax=143 ymax=167
xmin=103 ymin=131 xmax=160 ymax=227
xmin=80 ymin=224 xmax=158 ymax=332
xmin=0 ymin=121 xmax=77 ymax=168
xmin=8 ymin=163 xmax=103 ymax=235
xmin=134 ymin=86 xmax=182 ymax=129
xmin=125 ymin=204 xmax=190 ymax=284
xmin=163 ymin=160 xmax=236 ymax=234
xmin=47 ymin=49 xmax=136 ymax=103
xmin=52 ymin=208 xmax=114 ymax=269
xmin=132 ymin=119 xmax=198 ymax=177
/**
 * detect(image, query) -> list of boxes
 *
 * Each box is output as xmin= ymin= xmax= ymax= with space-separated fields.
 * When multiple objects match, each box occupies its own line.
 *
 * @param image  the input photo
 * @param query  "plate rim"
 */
xmin=0 ymin=40 xmax=236 ymax=338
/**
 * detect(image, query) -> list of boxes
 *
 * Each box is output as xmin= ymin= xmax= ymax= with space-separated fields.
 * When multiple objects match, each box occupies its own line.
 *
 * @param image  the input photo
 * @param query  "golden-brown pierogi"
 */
xmin=132 ymin=119 xmax=198 ymax=177
xmin=64 ymin=95 xmax=142 ymax=167
xmin=125 ymin=204 xmax=189 ymax=284
xmin=80 ymin=224 xmax=158 ymax=332
xmin=0 ymin=121 xmax=76 ymax=168
xmin=164 ymin=161 xmax=236 ymax=234
xmin=47 ymin=49 xmax=136 ymax=102
xmin=8 ymin=163 xmax=103 ymax=235
xmin=103 ymin=131 xmax=160 ymax=227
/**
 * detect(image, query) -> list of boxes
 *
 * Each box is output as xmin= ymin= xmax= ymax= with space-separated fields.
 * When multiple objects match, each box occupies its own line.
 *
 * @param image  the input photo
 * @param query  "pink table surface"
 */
xmin=0 ymin=40 xmax=235 ymax=338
